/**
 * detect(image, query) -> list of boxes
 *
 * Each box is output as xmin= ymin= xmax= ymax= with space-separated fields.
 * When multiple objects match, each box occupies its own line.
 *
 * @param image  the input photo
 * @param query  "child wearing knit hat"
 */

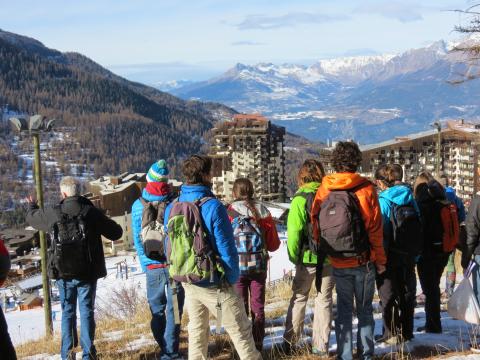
xmin=131 ymin=158 xmax=184 ymax=359
xmin=145 ymin=159 xmax=171 ymax=196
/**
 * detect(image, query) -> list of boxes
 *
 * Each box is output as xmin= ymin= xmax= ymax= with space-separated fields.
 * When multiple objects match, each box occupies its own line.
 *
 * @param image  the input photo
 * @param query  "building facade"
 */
xmin=210 ymin=114 xmax=286 ymax=202
xmin=360 ymin=121 xmax=480 ymax=200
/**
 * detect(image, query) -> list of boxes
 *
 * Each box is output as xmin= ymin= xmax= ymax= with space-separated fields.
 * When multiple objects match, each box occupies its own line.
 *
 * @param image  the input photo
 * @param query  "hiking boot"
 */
xmin=375 ymin=334 xmax=397 ymax=344
xmin=312 ymin=348 xmax=328 ymax=358
xmin=385 ymin=336 xmax=399 ymax=345
xmin=280 ymin=341 xmax=292 ymax=355
xmin=312 ymin=347 xmax=329 ymax=357
xmin=416 ymin=326 xmax=442 ymax=334
xmin=375 ymin=334 xmax=391 ymax=342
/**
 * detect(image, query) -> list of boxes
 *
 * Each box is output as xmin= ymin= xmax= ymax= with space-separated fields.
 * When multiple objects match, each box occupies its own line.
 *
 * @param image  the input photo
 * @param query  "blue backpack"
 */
xmin=230 ymin=207 xmax=268 ymax=276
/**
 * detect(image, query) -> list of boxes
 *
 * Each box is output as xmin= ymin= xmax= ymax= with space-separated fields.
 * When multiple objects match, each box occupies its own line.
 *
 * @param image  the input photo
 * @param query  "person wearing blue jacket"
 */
xmin=374 ymin=164 xmax=421 ymax=343
xmin=440 ymin=175 xmax=466 ymax=298
xmin=131 ymin=160 xmax=184 ymax=360
xmin=164 ymin=155 xmax=261 ymax=360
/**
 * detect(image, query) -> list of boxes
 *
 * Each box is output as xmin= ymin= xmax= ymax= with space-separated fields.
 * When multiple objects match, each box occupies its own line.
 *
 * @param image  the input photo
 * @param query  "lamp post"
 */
xmin=431 ymin=122 xmax=442 ymax=177
xmin=10 ymin=114 xmax=55 ymax=336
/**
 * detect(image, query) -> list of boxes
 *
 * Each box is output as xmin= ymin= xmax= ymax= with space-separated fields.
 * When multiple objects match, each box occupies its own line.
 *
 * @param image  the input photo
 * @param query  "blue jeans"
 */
xmin=333 ymin=264 xmax=376 ymax=360
xmin=146 ymin=267 xmax=185 ymax=359
xmin=57 ymin=279 xmax=97 ymax=360
xmin=472 ymin=255 xmax=480 ymax=306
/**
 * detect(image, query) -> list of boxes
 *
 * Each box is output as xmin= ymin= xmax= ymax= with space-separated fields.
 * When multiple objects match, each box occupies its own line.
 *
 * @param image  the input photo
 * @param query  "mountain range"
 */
xmin=169 ymin=40 xmax=480 ymax=144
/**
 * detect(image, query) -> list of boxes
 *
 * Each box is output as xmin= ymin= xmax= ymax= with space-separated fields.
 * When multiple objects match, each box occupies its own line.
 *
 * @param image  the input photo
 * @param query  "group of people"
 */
xmin=1 ymin=140 xmax=480 ymax=360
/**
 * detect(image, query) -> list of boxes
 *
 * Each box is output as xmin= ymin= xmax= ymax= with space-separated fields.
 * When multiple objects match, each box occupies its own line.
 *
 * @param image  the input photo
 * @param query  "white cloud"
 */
xmin=231 ymin=40 xmax=265 ymax=46
xmin=236 ymin=12 xmax=349 ymax=30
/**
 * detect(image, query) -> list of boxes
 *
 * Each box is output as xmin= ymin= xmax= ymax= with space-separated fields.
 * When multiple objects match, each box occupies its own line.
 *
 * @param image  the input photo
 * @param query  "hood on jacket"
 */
xmin=379 ymin=184 xmax=415 ymax=206
xmin=322 ymin=173 xmax=369 ymax=191
xmin=141 ymin=188 xmax=171 ymax=203
xmin=415 ymin=180 xmax=445 ymax=203
xmin=178 ymin=184 xmax=215 ymax=202
xmin=296 ymin=182 xmax=321 ymax=194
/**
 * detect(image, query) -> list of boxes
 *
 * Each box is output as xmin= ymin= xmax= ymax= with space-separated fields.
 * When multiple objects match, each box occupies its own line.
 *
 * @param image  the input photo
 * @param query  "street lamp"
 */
xmin=10 ymin=114 xmax=55 ymax=336
xmin=431 ymin=121 xmax=441 ymax=177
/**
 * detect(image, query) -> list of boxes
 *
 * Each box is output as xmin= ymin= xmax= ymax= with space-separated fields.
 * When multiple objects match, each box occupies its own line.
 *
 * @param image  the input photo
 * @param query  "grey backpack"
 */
xmin=140 ymin=198 xmax=168 ymax=261
xmin=318 ymin=184 xmax=369 ymax=258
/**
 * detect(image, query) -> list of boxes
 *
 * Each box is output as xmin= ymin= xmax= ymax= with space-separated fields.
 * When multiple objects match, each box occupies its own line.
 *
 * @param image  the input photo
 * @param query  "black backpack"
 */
xmin=318 ymin=185 xmax=369 ymax=258
xmin=293 ymin=192 xmax=317 ymax=253
xmin=49 ymin=206 xmax=92 ymax=279
xmin=388 ymin=202 xmax=423 ymax=257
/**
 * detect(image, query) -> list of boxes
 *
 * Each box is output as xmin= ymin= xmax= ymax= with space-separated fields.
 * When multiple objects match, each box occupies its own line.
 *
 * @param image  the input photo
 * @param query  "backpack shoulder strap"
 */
xmin=348 ymin=181 xmax=372 ymax=194
xmin=227 ymin=207 xmax=241 ymax=219
xmin=294 ymin=191 xmax=314 ymax=213
xmin=139 ymin=197 xmax=149 ymax=207
xmin=197 ymin=196 xmax=215 ymax=207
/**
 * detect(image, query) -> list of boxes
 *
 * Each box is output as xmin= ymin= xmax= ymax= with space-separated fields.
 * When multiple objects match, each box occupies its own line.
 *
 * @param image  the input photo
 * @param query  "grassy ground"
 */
xmin=15 ymin=273 xmax=475 ymax=359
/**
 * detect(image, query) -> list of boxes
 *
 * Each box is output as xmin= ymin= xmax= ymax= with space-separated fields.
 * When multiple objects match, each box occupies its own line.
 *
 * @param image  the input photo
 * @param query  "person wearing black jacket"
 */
xmin=414 ymin=173 xmax=450 ymax=334
xmin=26 ymin=176 xmax=122 ymax=360
xmin=463 ymin=191 xmax=480 ymax=305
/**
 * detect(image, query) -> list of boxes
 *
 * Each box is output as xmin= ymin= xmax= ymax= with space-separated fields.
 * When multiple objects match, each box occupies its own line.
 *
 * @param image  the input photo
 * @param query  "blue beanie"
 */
xmin=147 ymin=159 xmax=169 ymax=182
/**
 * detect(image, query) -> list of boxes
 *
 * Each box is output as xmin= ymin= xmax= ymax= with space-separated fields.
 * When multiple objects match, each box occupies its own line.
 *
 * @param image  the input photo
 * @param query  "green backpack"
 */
xmin=166 ymin=197 xmax=224 ymax=284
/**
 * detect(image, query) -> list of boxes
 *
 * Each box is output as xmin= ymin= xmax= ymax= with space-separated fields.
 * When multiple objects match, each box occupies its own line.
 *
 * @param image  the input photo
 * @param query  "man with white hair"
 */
xmin=26 ymin=176 xmax=123 ymax=360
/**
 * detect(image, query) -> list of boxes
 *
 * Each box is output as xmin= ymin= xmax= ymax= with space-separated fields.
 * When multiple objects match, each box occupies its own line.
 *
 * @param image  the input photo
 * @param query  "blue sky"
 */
xmin=0 ymin=0 xmax=472 ymax=82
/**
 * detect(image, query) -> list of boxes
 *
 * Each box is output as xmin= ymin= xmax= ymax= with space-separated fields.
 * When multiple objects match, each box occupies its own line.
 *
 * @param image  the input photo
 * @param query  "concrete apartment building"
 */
xmin=360 ymin=120 xmax=480 ymax=200
xmin=209 ymin=114 xmax=286 ymax=202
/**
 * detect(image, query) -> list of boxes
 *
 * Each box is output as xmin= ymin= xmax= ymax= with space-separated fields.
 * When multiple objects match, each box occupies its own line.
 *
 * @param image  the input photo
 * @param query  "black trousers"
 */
xmin=376 ymin=260 xmax=416 ymax=340
xmin=417 ymin=255 xmax=449 ymax=333
xmin=0 ymin=305 xmax=17 ymax=360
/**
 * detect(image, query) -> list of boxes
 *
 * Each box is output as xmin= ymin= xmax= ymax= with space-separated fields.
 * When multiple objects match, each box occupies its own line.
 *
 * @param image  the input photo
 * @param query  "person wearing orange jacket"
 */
xmin=0 ymin=237 xmax=17 ymax=360
xmin=312 ymin=141 xmax=386 ymax=360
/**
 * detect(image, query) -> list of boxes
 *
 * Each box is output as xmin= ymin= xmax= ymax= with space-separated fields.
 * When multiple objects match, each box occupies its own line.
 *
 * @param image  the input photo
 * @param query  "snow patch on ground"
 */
xmin=122 ymin=335 xmax=157 ymax=352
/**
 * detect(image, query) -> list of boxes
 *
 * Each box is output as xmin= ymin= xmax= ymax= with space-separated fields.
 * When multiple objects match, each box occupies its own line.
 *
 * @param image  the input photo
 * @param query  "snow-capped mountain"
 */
xmin=155 ymin=79 xmax=194 ymax=92
xmin=172 ymin=40 xmax=480 ymax=144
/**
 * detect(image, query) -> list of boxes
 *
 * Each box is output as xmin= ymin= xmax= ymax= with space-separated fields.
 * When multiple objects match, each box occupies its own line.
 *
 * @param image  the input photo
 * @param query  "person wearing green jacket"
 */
xmin=283 ymin=159 xmax=335 ymax=357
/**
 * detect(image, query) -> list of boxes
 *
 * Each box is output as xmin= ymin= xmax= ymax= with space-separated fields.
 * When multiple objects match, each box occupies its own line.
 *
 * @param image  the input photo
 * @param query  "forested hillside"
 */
xmin=0 ymin=30 xmax=234 ymax=177
xmin=0 ymin=30 xmax=234 ymax=225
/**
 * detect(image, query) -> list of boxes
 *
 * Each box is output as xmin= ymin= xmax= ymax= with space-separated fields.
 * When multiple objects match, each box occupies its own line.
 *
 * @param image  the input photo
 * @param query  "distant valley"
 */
xmin=163 ymin=40 xmax=480 ymax=144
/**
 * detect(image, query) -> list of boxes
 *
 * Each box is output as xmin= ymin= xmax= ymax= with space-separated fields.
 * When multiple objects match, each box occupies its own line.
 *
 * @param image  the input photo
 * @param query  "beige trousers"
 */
xmin=283 ymin=264 xmax=335 ymax=352
xmin=183 ymin=283 xmax=263 ymax=360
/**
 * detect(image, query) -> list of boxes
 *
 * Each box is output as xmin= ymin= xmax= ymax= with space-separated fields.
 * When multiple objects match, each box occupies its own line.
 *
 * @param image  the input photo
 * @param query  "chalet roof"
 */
xmin=16 ymin=274 xmax=42 ymax=291
xmin=0 ymin=228 xmax=37 ymax=246
xmin=89 ymin=172 xmax=146 ymax=195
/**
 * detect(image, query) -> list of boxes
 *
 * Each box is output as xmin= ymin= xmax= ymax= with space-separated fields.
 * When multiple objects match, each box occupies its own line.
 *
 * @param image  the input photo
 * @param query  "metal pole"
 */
xmin=33 ymin=133 xmax=53 ymax=336
xmin=436 ymin=125 xmax=441 ymax=176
